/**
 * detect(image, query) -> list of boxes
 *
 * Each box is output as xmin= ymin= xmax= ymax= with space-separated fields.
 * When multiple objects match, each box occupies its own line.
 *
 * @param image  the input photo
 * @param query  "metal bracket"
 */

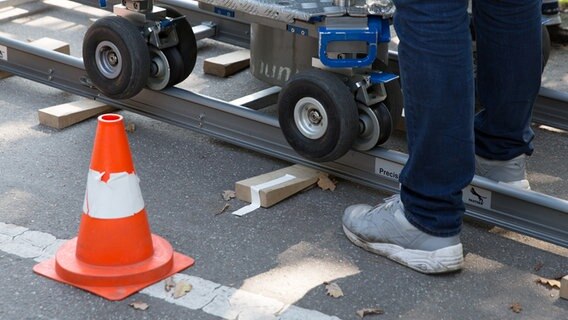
xmin=114 ymin=4 xmax=180 ymax=49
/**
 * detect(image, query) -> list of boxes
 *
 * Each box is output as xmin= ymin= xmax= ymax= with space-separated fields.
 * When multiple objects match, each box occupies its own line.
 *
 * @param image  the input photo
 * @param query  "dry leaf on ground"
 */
xmin=356 ymin=307 xmax=385 ymax=318
xmin=125 ymin=123 xmax=136 ymax=133
xmin=164 ymin=277 xmax=176 ymax=292
xmin=173 ymin=280 xmax=193 ymax=299
xmin=510 ymin=302 xmax=522 ymax=313
xmin=222 ymin=190 xmax=236 ymax=201
xmin=129 ymin=301 xmax=149 ymax=311
xmin=318 ymin=173 xmax=337 ymax=191
xmin=324 ymin=281 xmax=344 ymax=298
xmin=536 ymin=277 xmax=561 ymax=289
xmin=217 ymin=203 xmax=230 ymax=215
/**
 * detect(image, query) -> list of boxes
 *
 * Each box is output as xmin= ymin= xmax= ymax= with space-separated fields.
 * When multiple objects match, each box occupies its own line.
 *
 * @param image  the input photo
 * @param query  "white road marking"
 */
xmin=0 ymin=222 xmax=341 ymax=320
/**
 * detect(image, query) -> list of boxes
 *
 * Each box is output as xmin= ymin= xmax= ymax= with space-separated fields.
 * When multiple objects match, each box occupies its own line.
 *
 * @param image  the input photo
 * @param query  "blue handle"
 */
xmin=99 ymin=0 xmax=106 ymax=8
xmin=318 ymin=16 xmax=390 ymax=68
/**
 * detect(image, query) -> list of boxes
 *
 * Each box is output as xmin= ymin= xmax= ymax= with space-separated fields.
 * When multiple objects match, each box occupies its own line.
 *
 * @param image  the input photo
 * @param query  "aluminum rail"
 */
xmin=534 ymin=87 xmax=568 ymax=131
xmin=1 ymin=35 xmax=568 ymax=248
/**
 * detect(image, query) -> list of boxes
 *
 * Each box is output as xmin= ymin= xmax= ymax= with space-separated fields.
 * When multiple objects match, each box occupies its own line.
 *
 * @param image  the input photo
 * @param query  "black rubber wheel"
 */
xmin=542 ymin=24 xmax=550 ymax=70
xmin=146 ymin=46 xmax=186 ymax=90
xmin=160 ymin=4 xmax=197 ymax=85
xmin=371 ymin=103 xmax=392 ymax=146
xmin=163 ymin=47 xmax=185 ymax=87
xmin=83 ymin=16 xmax=150 ymax=99
xmin=278 ymin=69 xmax=359 ymax=162
xmin=353 ymin=103 xmax=393 ymax=150
xmin=382 ymin=79 xmax=403 ymax=132
xmin=372 ymin=56 xmax=403 ymax=131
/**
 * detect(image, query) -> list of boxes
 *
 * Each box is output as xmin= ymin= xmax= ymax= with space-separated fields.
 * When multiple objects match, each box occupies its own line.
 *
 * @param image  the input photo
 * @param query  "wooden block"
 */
xmin=0 ymin=71 xmax=11 ymax=79
xmin=203 ymin=49 xmax=250 ymax=77
xmin=38 ymin=100 xmax=116 ymax=129
xmin=236 ymin=164 xmax=320 ymax=208
xmin=561 ymin=275 xmax=568 ymax=300
xmin=0 ymin=70 xmax=9 ymax=80
xmin=1 ymin=37 xmax=70 ymax=79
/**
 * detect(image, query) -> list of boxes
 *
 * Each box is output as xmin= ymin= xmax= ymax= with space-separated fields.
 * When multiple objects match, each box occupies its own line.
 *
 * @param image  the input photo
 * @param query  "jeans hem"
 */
xmin=404 ymin=210 xmax=462 ymax=238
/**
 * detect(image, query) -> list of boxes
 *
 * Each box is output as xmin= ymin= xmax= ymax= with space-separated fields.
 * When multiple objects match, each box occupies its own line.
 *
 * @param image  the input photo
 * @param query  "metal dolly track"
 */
xmin=1 ymin=35 xmax=568 ymax=248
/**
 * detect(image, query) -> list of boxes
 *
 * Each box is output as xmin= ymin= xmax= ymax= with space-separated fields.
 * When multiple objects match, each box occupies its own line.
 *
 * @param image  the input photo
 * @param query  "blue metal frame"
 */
xmin=318 ymin=16 xmax=390 ymax=69
xmin=369 ymin=71 xmax=399 ymax=84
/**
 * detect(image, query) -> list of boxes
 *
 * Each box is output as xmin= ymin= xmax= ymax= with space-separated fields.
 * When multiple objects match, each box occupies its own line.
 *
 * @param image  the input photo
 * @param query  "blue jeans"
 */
xmin=393 ymin=0 xmax=542 ymax=236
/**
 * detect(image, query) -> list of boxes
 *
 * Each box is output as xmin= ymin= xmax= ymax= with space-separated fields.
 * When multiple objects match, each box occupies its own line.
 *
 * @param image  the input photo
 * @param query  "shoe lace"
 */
xmin=371 ymin=194 xmax=401 ymax=214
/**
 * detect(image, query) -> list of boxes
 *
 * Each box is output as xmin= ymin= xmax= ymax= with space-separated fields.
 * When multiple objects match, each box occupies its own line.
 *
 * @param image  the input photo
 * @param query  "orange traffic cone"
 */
xmin=34 ymin=114 xmax=194 ymax=300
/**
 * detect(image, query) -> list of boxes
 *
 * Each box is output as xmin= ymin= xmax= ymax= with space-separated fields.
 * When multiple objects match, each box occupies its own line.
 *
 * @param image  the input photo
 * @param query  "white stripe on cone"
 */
xmin=82 ymin=169 xmax=145 ymax=219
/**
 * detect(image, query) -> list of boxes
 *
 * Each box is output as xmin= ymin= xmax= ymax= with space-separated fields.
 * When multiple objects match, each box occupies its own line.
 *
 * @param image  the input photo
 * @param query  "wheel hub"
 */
xmin=353 ymin=104 xmax=381 ymax=151
xmin=293 ymin=97 xmax=328 ymax=140
xmin=353 ymin=103 xmax=392 ymax=151
xmin=147 ymin=47 xmax=171 ymax=91
xmin=108 ymin=53 xmax=118 ymax=66
xmin=308 ymin=109 xmax=323 ymax=124
xmin=95 ymin=41 xmax=122 ymax=80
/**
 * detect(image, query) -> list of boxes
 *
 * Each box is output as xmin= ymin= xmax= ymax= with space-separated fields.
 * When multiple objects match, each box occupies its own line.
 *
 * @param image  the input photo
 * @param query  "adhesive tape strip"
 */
xmin=232 ymin=174 xmax=296 ymax=216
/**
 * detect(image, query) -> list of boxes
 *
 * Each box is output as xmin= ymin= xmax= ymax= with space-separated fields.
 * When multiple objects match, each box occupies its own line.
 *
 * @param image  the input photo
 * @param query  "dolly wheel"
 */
xmin=83 ymin=16 xmax=150 ymax=99
xmin=160 ymin=5 xmax=197 ymax=85
xmin=278 ymin=69 xmax=359 ymax=162
xmin=542 ymin=24 xmax=550 ymax=70
xmin=353 ymin=103 xmax=392 ymax=151
xmin=147 ymin=46 xmax=185 ymax=90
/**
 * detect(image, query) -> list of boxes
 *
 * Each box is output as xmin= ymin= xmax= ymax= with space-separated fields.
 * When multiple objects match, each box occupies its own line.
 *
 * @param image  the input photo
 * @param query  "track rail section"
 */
xmin=534 ymin=87 xmax=568 ymax=131
xmin=1 ymin=35 xmax=568 ymax=248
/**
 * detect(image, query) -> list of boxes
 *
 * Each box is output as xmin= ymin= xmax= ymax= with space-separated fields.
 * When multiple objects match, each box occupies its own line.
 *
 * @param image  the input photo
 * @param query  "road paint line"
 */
xmin=0 ymin=222 xmax=341 ymax=320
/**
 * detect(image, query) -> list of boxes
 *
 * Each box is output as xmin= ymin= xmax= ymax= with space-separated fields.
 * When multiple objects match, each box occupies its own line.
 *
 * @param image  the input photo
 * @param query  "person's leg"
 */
xmin=343 ymin=0 xmax=472 ymax=274
xmin=542 ymin=0 xmax=568 ymax=44
xmin=474 ymin=0 xmax=541 ymax=160
xmin=395 ymin=0 xmax=474 ymax=237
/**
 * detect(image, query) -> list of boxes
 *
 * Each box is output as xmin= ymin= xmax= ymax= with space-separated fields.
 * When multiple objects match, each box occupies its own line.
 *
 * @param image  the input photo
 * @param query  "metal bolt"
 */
xmin=108 ymin=53 xmax=118 ymax=66
xmin=308 ymin=109 xmax=322 ymax=124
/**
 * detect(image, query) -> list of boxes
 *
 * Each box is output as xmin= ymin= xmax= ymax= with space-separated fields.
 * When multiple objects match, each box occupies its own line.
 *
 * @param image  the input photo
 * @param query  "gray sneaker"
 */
xmin=475 ymin=154 xmax=530 ymax=190
xmin=342 ymin=195 xmax=464 ymax=274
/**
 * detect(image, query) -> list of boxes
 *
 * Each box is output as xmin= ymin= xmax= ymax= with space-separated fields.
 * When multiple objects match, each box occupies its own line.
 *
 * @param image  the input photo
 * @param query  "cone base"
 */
xmin=33 ymin=234 xmax=194 ymax=301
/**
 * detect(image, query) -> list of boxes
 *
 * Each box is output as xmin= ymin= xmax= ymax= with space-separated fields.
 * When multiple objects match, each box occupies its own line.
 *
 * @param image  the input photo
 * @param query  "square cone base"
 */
xmin=34 ymin=249 xmax=194 ymax=301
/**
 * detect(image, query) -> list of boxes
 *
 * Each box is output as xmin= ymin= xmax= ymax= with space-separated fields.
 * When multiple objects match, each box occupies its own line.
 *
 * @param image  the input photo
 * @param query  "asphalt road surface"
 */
xmin=1 ymin=1 xmax=567 ymax=319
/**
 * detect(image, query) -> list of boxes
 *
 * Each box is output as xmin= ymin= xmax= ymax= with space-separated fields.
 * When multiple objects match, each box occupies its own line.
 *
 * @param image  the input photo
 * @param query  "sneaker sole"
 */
xmin=502 ymin=179 xmax=531 ymax=191
xmin=343 ymin=225 xmax=464 ymax=274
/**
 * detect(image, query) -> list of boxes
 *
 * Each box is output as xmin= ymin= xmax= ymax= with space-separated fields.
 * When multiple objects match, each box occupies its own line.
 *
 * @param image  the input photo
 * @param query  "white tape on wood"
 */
xmin=232 ymin=174 xmax=296 ymax=216
xmin=82 ymin=169 xmax=145 ymax=219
